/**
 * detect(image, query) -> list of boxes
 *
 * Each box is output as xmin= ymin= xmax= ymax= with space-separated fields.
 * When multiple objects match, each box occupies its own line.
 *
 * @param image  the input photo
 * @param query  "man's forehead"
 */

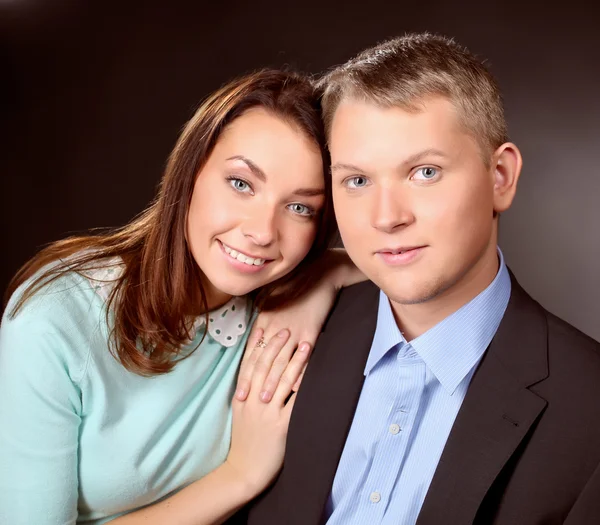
xmin=328 ymin=98 xmax=485 ymax=170
xmin=331 ymin=95 xmax=458 ymax=124
xmin=329 ymin=97 xmax=461 ymax=151
xmin=331 ymin=96 xmax=473 ymax=141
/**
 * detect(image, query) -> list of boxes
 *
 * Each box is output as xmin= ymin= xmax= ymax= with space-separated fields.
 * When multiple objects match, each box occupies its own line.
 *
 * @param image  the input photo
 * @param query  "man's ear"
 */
xmin=492 ymin=142 xmax=522 ymax=214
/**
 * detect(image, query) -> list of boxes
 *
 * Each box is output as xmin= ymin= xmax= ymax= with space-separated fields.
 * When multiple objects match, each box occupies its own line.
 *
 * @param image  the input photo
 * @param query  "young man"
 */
xmin=243 ymin=33 xmax=600 ymax=524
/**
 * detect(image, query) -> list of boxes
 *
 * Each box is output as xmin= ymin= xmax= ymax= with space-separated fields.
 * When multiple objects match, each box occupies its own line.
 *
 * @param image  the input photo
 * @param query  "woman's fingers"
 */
xmin=246 ymin=324 xmax=265 ymax=352
xmin=292 ymin=361 xmax=309 ymax=392
xmin=258 ymin=337 xmax=300 ymax=403
xmin=235 ymin=327 xmax=265 ymax=401
xmin=236 ymin=325 xmax=313 ymax=403
xmin=248 ymin=329 xmax=291 ymax=401
xmin=271 ymin=342 xmax=312 ymax=405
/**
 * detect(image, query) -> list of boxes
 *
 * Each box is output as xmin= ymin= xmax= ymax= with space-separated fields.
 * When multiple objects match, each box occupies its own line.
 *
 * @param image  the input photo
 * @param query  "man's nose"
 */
xmin=371 ymin=184 xmax=415 ymax=233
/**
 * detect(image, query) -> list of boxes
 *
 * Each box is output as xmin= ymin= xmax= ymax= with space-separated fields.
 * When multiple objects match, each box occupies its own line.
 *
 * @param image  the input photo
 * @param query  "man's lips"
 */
xmin=376 ymin=245 xmax=426 ymax=255
xmin=376 ymin=245 xmax=427 ymax=265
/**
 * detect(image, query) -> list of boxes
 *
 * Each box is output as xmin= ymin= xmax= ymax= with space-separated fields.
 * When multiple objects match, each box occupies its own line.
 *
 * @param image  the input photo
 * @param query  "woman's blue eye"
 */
xmin=346 ymin=176 xmax=368 ymax=188
xmin=229 ymin=178 xmax=251 ymax=193
xmin=288 ymin=203 xmax=313 ymax=216
xmin=415 ymin=167 xmax=438 ymax=179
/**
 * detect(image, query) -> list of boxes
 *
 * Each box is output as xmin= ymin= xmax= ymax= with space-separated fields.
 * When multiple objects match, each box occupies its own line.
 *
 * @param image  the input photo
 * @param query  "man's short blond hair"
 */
xmin=320 ymin=33 xmax=508 ymax=161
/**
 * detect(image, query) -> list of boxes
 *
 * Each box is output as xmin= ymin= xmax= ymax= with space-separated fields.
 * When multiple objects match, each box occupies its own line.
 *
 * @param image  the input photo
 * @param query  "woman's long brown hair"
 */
xmin=4 ymin=69 xmax=336 ymax=376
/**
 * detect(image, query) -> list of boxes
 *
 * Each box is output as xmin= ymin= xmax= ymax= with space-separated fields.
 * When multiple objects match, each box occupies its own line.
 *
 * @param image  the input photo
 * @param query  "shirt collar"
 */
xmin=365 ymin=248 xmax=512 ymax=395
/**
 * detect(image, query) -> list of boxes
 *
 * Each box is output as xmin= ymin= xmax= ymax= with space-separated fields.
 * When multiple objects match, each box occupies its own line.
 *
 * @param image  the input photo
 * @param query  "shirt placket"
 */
xmin=357 ymin=348 xmax=426 ymax=523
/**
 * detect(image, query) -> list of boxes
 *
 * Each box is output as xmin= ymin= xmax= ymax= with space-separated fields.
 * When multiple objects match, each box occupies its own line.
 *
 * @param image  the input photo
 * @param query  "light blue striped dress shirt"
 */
xmin=325 ymin=249 xmax=511 ymax=525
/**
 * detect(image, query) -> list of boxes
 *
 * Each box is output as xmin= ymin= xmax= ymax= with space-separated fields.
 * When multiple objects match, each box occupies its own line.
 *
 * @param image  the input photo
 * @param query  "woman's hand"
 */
xmin=108 ymin=331 xmax=310 ymax=525
xmin=225 ymin=329 xmax=311 ymax=497
xmin=235 ymin=249 xmax=366 ymax=404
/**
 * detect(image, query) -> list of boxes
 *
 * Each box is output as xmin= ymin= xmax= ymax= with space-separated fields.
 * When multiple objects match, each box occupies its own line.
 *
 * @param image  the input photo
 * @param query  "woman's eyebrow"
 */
xmin=292 ymin=187 xmax=325 ymax=197
xmin=226 ymin=155 xmax=266 ymax=182
xmin=228 ymin=155 xmax=324 ymax=197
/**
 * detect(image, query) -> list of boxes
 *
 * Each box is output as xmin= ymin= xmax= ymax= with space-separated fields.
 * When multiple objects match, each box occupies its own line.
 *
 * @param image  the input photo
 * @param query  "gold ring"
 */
xmin=255 ymin=337 xmax=267 ymax=349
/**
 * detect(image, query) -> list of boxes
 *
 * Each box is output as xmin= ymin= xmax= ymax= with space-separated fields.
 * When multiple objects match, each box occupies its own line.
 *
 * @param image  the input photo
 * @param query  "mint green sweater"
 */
xmin=0 ymin=261 xmax=254 ymax=524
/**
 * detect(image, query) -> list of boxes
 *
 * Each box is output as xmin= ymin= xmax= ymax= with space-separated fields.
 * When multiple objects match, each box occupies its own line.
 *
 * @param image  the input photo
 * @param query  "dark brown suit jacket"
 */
xmin=237 ymin=274 xmax=600 ymax=524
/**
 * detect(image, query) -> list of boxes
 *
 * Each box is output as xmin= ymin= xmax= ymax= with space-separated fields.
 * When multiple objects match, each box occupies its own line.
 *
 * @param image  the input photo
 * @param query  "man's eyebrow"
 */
xmin=226 ymin=155 xmax=266 ymax=182
xmin=401 ymin=148 xmax=449 ymax=166
xmin=331 ymin=149 xmax=449 ymax=175
xmin=330 ymin=162 xmax=367 ymax=174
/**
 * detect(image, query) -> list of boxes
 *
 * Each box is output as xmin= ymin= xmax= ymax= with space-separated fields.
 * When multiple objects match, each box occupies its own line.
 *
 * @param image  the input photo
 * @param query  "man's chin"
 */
xmin=387 ymin=292 xmax=433 ymax=306
xmin=376 ymin=280 xmax=442 ymax=307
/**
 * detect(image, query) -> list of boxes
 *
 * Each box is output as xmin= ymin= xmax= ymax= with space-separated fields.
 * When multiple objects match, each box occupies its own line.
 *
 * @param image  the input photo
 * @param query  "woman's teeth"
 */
xmin=222 ymin=243 xmax=266 ymax=266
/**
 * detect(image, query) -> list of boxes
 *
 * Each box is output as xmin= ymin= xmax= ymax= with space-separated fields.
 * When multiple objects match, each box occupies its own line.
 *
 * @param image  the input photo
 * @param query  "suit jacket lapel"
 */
xmin=417 ymin=275 xmax=549 ymax=524
xmin=271 ymin=281 xmax=380 ymax=525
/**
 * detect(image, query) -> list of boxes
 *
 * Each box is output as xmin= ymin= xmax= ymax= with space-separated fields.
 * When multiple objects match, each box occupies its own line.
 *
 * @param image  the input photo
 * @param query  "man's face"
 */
xmin=330 ymin=97 xmax=503 ymax=310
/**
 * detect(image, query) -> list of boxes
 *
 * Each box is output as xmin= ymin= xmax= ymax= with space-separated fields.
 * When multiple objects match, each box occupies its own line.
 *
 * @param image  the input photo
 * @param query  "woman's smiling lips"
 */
xmin=218 ymin=241 xmax=274 ymax=273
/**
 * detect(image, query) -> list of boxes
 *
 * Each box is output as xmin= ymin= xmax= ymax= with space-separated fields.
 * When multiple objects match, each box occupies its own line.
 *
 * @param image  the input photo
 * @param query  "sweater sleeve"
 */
xmin=0 ymin=279 xmax=90 ymax=525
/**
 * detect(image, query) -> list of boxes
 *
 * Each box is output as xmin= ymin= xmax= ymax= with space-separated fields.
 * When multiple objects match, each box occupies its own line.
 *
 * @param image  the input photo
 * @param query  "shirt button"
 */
xmin=370 ymin=491 xmax=381 ymax=503
xmin=389 ymin=423 xmax=401 ymax=435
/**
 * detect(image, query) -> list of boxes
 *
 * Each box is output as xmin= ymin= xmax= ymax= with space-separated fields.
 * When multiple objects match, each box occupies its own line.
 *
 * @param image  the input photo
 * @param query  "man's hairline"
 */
xmin=324 ymin=92 xmax=497 ymax=167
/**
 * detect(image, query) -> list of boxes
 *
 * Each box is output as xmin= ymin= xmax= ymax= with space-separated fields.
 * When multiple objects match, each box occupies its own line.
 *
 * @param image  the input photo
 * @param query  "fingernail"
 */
xmin=298 ymin=342 xmax=310 ymax=352
xmin=277 ymin=329 xmax=289 ymax=338
xmin=235 ymin=388 xmax=246 ymax=399
xmin=260 ymin=390 xmax=272 ymax=402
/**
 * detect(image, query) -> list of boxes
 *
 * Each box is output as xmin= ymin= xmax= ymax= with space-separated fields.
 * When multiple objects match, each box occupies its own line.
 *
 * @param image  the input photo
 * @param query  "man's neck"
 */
xmin=391 ymin=246 xmax=501 ymax=341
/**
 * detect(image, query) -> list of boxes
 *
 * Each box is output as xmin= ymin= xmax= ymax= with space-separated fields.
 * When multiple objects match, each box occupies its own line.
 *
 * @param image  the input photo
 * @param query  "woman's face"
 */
xmin=187 ymin=107 xmax=325 ymax=309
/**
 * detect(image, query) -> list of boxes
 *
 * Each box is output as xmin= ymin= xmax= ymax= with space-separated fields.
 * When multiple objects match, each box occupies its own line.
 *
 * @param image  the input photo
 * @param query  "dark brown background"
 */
xmin=1 ymin=0 xmax=598 ymax=341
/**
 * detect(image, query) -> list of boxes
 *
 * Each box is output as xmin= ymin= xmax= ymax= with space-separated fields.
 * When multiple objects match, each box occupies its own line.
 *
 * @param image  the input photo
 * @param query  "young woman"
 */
xmin=0 ymin=70 xmax=360 ymax=524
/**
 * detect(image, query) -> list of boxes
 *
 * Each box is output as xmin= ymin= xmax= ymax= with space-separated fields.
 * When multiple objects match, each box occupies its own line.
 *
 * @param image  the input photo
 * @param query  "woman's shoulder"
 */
xmin=5 ymin=255 xmax=123 ymax=323
xmin=1 ymin=255 xmax=124 ymax=378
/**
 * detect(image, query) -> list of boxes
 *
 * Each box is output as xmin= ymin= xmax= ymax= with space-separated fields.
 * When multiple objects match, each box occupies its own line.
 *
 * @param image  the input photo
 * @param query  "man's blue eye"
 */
xmin=347 ymin=176 xmax=368 ymax=188
xmin=417 ymin=167 xmax=437 ymax=179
